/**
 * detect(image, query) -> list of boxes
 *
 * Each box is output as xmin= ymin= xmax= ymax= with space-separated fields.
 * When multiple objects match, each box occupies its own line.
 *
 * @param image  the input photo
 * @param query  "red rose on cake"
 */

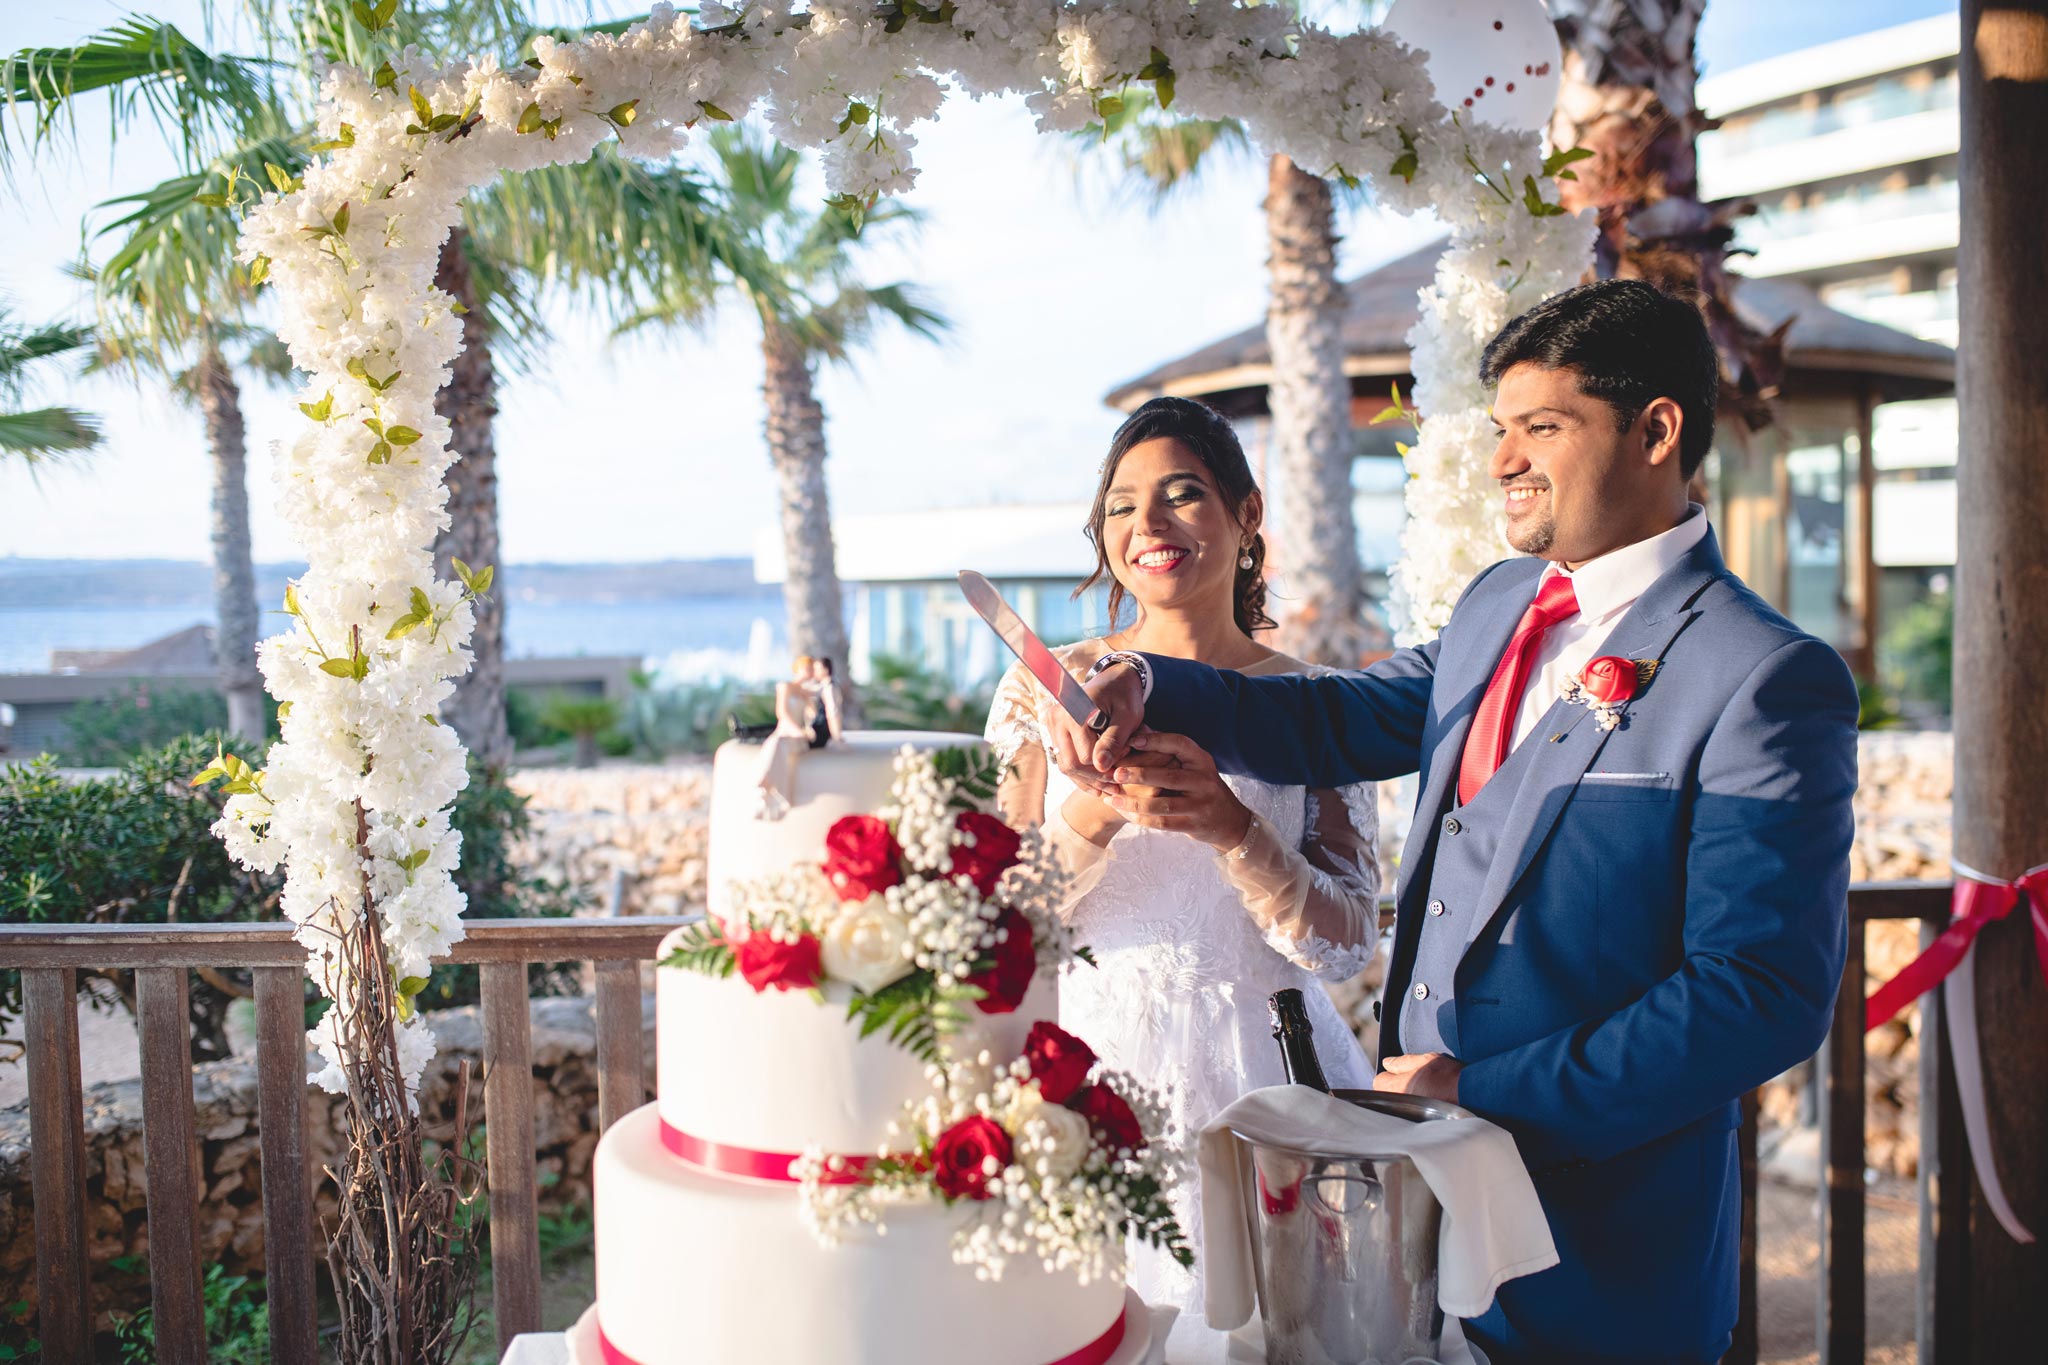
xmin=948 ymin=811 xmax=1023 ymax=897
xmin=1579 ymin=655 xmax=1640 ymax=704
xmin=732 ymin=930 xmax=824 ymax=993
xmin=1023 ymin=1021 xmax=1098 ymax=1104
xmin=821 ymin=815 xmax=904 ymax=902
xmin=930 ymin=1114 xmax=1013 ymax=1200
xmin=1070 ymin=1082 xmax=1146 ymax=1154
xmin=965 ymin=905 xmax=1037 ymax=1014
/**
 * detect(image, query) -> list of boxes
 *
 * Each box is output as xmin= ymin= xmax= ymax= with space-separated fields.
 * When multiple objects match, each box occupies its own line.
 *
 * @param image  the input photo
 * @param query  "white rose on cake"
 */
xmin=1013 ymin=1095 xmax=1092 ymax=1183
xmin=819 ymin=896 xmax=915 ymax=994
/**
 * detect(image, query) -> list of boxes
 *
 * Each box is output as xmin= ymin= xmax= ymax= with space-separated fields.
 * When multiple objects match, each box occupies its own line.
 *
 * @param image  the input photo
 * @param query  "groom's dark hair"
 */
xmin=1480 ymin=278 xmax=1721 ymax=478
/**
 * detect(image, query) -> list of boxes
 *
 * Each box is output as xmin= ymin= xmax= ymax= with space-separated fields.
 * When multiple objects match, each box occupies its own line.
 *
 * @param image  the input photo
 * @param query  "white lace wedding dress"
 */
xmin=986 ymin=641 xmax=1383 ymax=1343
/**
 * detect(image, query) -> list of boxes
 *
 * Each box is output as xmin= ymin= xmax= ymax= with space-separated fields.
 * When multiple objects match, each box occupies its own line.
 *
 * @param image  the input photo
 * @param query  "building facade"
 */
xmin=1698 ymin=11 xmax=1961 ymax=637
xmin=754 ymin=503 xmax=1112 ymax=691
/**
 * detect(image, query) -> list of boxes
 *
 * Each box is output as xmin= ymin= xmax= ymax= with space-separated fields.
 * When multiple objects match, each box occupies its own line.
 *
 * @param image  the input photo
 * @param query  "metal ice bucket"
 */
xmin=1229 ymin=1090 xmax=1474 ymax=1365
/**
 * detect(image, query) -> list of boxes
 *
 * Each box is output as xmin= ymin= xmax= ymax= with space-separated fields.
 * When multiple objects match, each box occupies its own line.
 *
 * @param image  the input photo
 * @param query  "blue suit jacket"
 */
xmin=1143 ymin=530 xmax=1855 ymax=1361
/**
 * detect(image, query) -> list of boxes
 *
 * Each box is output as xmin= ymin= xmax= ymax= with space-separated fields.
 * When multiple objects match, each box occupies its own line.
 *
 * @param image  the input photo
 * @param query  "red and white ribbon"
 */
xmin=596 ymin=1304 xmax=1128 ymax=1365
xmin=1863 ymin=860 xmax=2048 ymax=1245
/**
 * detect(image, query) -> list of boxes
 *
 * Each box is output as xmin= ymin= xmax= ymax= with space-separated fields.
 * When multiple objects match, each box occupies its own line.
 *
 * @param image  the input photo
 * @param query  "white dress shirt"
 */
xmin=1506 ymin=505 xmax=1710 ymax=751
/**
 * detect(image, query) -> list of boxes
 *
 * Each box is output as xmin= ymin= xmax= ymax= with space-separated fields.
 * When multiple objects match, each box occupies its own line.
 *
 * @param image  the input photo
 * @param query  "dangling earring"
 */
xmin=1238 ymin=542 xmax=1254 ymax=571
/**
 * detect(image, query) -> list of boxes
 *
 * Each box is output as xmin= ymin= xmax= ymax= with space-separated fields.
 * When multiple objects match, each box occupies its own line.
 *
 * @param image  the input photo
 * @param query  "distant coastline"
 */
xmin=0 ymin=556 xmax=772 ymax=608
xmin=0 ymin=558 xmax=786 ymax=677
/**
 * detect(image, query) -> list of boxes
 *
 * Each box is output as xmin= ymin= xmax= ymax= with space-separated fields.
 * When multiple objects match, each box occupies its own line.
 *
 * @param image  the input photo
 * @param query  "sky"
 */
xmin=0 ymin=0 xmax=1956 ymax=566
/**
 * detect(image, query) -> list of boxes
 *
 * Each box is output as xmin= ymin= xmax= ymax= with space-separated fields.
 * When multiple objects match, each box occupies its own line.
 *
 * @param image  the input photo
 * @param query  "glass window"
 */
xmin=1785 ymin=433 xmax=1850 ymax=647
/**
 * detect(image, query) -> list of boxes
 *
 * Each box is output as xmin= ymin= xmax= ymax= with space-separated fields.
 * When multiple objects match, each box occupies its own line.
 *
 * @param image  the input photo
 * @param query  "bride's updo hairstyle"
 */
xmin=1079 ymin=396 xmax=1275 ymax=635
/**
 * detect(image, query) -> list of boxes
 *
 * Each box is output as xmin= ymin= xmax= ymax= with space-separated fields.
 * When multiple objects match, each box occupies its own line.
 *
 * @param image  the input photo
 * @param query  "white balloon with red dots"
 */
xmin=1382 ymin=0 xmax=1564 ymax=135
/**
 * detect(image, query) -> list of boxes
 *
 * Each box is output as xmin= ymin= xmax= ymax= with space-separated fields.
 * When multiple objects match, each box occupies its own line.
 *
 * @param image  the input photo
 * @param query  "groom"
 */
xmin=1049 ymin=279 xmax=1856 ymax=1364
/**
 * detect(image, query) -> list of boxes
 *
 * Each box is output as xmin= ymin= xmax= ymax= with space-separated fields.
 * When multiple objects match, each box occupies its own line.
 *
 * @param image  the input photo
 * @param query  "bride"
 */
xmin=984 ymin=396 xmax=1383 ymax=1334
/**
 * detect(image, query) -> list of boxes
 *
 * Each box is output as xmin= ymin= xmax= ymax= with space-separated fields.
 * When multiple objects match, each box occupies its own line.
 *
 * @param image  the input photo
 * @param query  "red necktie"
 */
xmin=1456 ymin=574 xmax=1580 ymax=805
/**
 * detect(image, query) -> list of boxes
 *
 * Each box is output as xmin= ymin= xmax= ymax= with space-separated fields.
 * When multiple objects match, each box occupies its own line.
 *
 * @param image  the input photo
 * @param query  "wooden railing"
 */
xmin=0 ymin=916 xmax=692 ymax=1365
xmin=3 ymin=887 xmax=1966 ymax=1364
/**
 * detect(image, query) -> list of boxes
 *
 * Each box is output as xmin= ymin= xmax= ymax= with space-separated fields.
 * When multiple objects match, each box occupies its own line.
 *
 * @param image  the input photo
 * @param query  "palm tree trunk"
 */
xmin=193 ymin=341 xmax=265 ymax=743
xmin=760 ymin=321 xmax=855 ymax=717
xmin=1264 ymin=154 xmax=1367 ymax=666
xmin=432 ymin=228 xmax=511 ymax=772
xmin=1547 ymin=1 xmax=1786 ymax=428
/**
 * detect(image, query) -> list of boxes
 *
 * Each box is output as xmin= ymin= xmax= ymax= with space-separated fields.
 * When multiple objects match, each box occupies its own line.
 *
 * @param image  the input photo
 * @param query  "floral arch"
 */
xmin=212 ymin=0 xmax=1595 ymax=1084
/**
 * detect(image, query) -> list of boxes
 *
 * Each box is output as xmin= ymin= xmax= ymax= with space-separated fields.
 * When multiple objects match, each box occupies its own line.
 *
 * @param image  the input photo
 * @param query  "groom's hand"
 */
xmin=1042 ymin=660 xmax=1148 ymax=788
xmin=1374 ymin=1053 xmax=1463 ymax=1103
xmin=1081 ymin=658 xmax=1147 ymax=772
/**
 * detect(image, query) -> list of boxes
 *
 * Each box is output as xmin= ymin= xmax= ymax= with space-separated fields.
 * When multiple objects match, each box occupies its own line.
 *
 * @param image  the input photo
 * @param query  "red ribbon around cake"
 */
xmin=659 ymin=1118 xmax=879 ymax=1185
xmin=597 ymin=1304 xmax=1128 ymax=1365
xmin=1862 ymin=860 xmax=2048 ymax=1246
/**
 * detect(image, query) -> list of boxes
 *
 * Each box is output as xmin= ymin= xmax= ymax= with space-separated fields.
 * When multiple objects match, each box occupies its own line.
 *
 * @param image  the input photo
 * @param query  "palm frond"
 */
xmin=0 ymin=17 xmax=281 ymax=169
xmin=0 ymin=320 xmax=95 ymax=389
xmin=0 ymin=406 xmax=102 ymax=463
xmin=1064 ymin=86 xmax=1253 ymax=210
xmin=86 ymin=127 xmax=307 ymax=358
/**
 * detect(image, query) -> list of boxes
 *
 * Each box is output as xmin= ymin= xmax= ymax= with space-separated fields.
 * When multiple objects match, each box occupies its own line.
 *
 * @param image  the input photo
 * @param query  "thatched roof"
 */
xmin=1104 ymin=239 xmax=1957 ymax=414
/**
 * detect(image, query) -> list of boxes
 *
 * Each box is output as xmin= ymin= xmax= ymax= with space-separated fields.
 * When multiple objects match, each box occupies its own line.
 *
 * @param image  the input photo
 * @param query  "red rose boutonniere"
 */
xmin=1559 ymin=655 xmax=1661 ymax=731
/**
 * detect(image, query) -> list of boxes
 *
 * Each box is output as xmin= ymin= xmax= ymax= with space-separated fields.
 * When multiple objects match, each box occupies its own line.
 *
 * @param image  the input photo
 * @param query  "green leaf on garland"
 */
xmin=699 ymin=101 xmax=734 ymax=122
xmin=320 ymin=657 xmax=359 ymax=678
xmin=298 ymin=392 xmax=332 ymax=421
xmin=517 ymin=102 xmax=544 ymax=135
xmin=609 ymin=100 xmax=640 ymax=127
xmin=246 ymin=254 xmax=270 ymax=287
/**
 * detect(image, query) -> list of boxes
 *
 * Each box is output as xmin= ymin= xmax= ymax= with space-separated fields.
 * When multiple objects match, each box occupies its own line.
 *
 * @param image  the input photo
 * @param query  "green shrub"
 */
xmin=113 ymin=1261 xmax=267 ymax=1365
xmin=1881 ymin=587 xmax=1953 ymax=712
xmin=56 ymin=682 xmax=277 ymax=767
xmin=619 ymin=672 xmax=771 ymax=757
xmin=862 ymin=654 xmax=996 ymax=734
xmin=507 ymin=686 xmax=569 ymax=749
xmin=0 ymin=738 xmax=586 ymax=1051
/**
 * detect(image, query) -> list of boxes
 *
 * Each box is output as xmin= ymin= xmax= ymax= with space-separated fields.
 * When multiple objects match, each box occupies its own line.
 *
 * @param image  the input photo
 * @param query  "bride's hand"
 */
xmin=1101 ymin=731 xmax=1253 ymax=852
xmin=1059 ymin=789 xmax=1125 ymax=848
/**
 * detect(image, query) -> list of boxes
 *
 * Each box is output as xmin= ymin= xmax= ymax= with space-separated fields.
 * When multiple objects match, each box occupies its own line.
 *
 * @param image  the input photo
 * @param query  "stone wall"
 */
xmin=509 ymin=763 xmax=712 ymax=920
xmin=0 ymin=995 xmax=651 ymax=1333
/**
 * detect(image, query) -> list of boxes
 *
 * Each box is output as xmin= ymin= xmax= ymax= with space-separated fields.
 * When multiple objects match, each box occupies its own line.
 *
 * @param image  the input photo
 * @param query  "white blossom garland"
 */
xmin=214 ymin=0 xmax=1592 ymax=1091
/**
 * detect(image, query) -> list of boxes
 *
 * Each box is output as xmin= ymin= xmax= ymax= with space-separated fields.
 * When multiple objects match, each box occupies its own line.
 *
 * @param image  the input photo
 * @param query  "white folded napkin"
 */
xmin=1196 ymin=1086 xmax=1558 ymax=1328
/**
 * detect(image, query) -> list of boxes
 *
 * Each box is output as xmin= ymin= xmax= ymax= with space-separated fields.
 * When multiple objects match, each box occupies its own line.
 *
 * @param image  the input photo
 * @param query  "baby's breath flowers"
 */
xmin=799 ymin=1027 xmax=1190 ymax=1285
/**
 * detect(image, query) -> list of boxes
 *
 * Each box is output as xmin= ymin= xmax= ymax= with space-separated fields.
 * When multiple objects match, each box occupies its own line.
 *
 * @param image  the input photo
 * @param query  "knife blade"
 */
xmin=957 ymin=571 xmax=1103 ymax=730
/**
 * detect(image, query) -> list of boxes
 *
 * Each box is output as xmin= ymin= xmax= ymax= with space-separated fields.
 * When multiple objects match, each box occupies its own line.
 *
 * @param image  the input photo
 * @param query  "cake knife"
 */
xmin=956 ymin=571 xmax=1107 ymax=732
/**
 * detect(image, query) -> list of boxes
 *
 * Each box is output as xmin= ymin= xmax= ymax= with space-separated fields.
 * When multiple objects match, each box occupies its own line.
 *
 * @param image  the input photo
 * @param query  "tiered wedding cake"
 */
xmin=580 ymin=732 xmax=1171 ymax=1365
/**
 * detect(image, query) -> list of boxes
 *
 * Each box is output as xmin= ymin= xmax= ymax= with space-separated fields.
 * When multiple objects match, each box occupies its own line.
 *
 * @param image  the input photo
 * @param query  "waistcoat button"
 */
xmin=1443 ymin=816 xmax=1462 ymax=836
xmin=1413 ymin=982 xmax=1430 ymax=1001
xmin=1428 ymin=899 xmax=1446 ymax=916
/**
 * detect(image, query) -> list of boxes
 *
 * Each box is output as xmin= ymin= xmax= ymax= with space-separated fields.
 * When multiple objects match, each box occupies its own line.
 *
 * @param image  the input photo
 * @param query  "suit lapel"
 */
xmin=1461 ymin=531 xmax=1730 ymax=949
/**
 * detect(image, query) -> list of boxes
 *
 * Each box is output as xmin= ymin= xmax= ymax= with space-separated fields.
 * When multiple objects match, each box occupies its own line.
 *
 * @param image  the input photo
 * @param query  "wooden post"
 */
xmin=481 ymin=961 xmax=542 ymax=1353
xmin=136 ymin=968 xmax=205 ymax=1365
xmin=22 ymin=969 xmax=90 ymax=1364
xmin=252 ymin=967 xmax=319 ymax=1365
xmin=1818 ymin=922 xmax=1866 ymax=1364
xmin=1954 ymin=0 xmax=2048 ymax=1348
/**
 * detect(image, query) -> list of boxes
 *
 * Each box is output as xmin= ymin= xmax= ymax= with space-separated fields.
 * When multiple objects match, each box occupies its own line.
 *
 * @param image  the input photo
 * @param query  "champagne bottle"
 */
xmin=1268 ymin=988 xmax=1331 ymax=1092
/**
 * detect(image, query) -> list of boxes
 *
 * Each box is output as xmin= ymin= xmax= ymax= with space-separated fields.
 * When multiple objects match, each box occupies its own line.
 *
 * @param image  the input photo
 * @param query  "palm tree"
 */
xmin=1080 ymin=87 xmax=1371 ymax=666
xmin=1546 ymin=2 xmax=1786 ymax=430
xmin=81 ymin=124 xmax=306 ymax=742
xmin=2 ymin=5 xmax=743 ymax=770
xmin=604 ymin=128 xmax=950 ymax=707
xmin=0 ymin=303 xmax=102 ymax=465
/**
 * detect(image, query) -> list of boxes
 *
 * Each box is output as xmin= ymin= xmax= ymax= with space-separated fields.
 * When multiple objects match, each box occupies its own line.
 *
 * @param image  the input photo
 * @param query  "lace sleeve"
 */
xmin=985 ymin=660 xmax=1113 ymax=914
xmin=1217 ymin=778 xmax=1383 ymax=981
